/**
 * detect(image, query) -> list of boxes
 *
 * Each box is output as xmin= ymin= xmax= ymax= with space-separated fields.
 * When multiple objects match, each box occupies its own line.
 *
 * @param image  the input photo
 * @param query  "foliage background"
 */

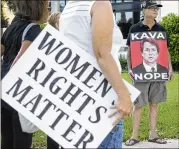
xmin=160 ymin=13 xmax=179 ymax=71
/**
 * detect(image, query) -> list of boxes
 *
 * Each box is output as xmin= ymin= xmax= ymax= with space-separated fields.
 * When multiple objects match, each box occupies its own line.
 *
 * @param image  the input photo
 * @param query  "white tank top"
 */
xmin=60 ymin=1 xmax=123 ymax=72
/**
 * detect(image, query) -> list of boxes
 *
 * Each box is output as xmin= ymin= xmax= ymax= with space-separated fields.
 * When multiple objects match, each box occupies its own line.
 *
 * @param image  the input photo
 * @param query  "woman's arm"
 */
xmin=91 ymin=1 xmax=132 ymax=125
xmin=11 ymin=41 xmax=32 ymax=67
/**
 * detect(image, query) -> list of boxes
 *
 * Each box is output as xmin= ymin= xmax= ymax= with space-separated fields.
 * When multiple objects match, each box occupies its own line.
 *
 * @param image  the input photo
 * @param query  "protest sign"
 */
xmin=2 ymin=25 xmax=140 ymax=148
xmin=130 ymin=31 xmax=169 ymax=82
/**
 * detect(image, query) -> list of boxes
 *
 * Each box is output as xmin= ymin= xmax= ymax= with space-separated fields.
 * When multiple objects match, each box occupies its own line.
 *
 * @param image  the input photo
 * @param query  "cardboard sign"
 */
xmin=2 ymin=25 xmax=140 ymax=148
xmin=130 ymin=31 xmax=169 ymax=82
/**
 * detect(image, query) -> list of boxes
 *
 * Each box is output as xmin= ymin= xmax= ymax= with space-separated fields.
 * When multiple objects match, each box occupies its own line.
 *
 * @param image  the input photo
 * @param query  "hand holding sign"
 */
xmin=109 ymin=93 xmax=132 ymax=126
xmin=168 ymin=69 xmax=174 ymax=81
xmin=128 ymin=70 xmax=135 ymax=80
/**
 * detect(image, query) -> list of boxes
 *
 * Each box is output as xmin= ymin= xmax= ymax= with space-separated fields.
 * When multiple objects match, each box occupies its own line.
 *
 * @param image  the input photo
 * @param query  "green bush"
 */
xmin=160 ymin=13 xmax=179 ymax=71
xmin=40 ymin=23 xmax=47 ymax=30
xmin=119 ymin=55 xmax=127 ymax=71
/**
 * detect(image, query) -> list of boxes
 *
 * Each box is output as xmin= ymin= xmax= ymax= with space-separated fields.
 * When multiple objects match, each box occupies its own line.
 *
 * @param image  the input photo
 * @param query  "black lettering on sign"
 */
xmin=64 ymin=54 xmax=91 ymax=80
xmin=61 ymin=119 xmax=82 ymax=142
xmin=88 ymin=106 xmax=107 ymax=123
xmin=76 ymin=93 xmax=95 ymax=115
xmin=37 ymin=99 xmax=56 ymax=120
xmin=94 ymin=78 xmax=112 ymax=98
xmin=6 ymin=78 xmax=33 ymax=104
xmin=49 ymin=77 xmax=67 ymax=95
xmin=49 ymin=108 xmax=69 ymax=130
xmin=55 ymin=47 xmax=72 ymax=64
xmin=82 ymin=67 xmax=102 ymax=89
xmin=26 ymin=58 xmax=46 ymax=81
xmin=23 ymin=94 xmax=42 ymax=114
xmin=40 ymin=68 xmax=56 ymax=87
xmin=60 ymin=82 xmax=82 ymax=107
xmin=38 ymin=31 xmax=72 ymax=65
xmin=74 ymin=129 xmax=94 ymax=149
xmin=38 ymin=31 xmax=64 ymax=55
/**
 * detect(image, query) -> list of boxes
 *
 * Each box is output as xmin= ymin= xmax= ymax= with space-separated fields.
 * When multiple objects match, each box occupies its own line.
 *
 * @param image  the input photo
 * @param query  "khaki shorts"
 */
xmin=133 ymin=82 xmax=167 ymax=107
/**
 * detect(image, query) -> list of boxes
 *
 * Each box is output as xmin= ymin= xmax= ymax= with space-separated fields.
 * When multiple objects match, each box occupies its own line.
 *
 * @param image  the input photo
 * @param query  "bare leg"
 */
xmin=131 ymin=106 xmax=142 ymax=139
xmin=149 ymin=104 xmax=158 ymax=138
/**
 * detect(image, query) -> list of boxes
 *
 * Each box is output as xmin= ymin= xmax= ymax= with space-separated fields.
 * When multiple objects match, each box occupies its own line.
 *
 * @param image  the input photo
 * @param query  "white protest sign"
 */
xmin=1 ymin=25 xmax=140 ymax=148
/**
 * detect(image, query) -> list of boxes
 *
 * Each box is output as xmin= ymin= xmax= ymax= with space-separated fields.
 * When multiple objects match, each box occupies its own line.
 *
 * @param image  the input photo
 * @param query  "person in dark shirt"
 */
xmin=1 ymin=1 xmax=49 ymax=148
xmin=125 ymin=0 xmax=173 ymax=146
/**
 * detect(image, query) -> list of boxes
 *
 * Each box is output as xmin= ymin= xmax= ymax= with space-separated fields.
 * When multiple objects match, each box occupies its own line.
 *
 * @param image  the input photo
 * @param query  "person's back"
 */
xmin=1 ymin=1 xmax=49 ymax=149
xmin=60 ymin=1 xmax=122 ymax=71
xmin=1 ymin=15 xmax=40 ymax=79
xmin=125 ymin=0 xmax=173 ymax=146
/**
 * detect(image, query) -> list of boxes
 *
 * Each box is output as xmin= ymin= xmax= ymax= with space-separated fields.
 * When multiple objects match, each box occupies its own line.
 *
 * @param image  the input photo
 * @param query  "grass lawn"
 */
xmin=122 ymin=72 xmax=179 ymax=141
xmin=32 ymin=73 xmax=179 ymax=147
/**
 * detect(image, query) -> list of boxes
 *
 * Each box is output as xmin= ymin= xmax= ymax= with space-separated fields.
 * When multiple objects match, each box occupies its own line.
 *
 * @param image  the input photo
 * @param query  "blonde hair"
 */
xmin=47 ymin=12 xmax=60 ymax=27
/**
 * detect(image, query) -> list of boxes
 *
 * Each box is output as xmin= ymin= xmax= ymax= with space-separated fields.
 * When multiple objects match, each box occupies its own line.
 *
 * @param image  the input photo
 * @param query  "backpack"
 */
xmin=18 ymin=23 xmax=39 ymax=133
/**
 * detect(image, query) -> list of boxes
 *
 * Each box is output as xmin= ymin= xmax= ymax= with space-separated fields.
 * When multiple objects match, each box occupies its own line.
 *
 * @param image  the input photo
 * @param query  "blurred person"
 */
xmin=47 ymin=12 xmax=61 ymax=29
xmin=8 ymin=5 xmax=63 ymax=149
xmin=125 ymin=0 xmax=173 ymax=146
xmin=127 ymin=18 xmax=133 ymax=24
xmin=47 ymin=11 xmax=62 ymax=149
xmin=1 ymin=0 xmax=49 ymax=148
xmin=60 ymin=1 xmax=132 ymax=148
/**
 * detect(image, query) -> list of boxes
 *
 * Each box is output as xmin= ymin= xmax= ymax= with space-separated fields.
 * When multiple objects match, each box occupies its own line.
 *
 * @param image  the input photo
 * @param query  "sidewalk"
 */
xmin=122 ymin=139 xmax=179 ymax=148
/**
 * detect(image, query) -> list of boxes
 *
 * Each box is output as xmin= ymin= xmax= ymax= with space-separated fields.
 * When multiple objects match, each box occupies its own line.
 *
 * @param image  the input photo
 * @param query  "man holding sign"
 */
xmin=126 ymin=0 xmax=173 ymax=146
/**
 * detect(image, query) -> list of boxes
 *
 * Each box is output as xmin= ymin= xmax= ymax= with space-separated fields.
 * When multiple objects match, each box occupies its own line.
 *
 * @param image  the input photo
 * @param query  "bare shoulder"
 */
xmin=95 ymin=0 xmax=111 ymax=5
xmin=91 ymin=0 xmax=112 ymax=13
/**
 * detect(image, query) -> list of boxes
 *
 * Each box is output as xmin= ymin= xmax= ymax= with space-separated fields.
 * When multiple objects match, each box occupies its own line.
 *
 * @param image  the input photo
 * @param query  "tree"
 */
xmin=119 ymin=55 xmax=127 ymax=71
xmin=160 ymin=13 xmax=179 ymax=71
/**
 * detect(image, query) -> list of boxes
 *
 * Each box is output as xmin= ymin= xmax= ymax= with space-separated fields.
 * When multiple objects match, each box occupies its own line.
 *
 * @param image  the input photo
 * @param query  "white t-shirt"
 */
xmin=143 ymin=61 xmax=157 ymax=72
xmin=60 ymin=1 xmax=123 ymax=72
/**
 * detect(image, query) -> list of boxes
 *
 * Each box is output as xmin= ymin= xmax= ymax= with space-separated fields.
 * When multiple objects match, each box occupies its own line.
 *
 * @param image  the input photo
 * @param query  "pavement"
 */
xmin=38 ymin=139 xmax=179 ymax=148
xmin=122 ymin=139 xmax=179 ymax=148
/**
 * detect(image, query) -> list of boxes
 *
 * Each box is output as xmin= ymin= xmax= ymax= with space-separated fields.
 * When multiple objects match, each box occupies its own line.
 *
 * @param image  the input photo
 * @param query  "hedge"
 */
xmin=160 ymin=13 xmax=179 ymax=71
